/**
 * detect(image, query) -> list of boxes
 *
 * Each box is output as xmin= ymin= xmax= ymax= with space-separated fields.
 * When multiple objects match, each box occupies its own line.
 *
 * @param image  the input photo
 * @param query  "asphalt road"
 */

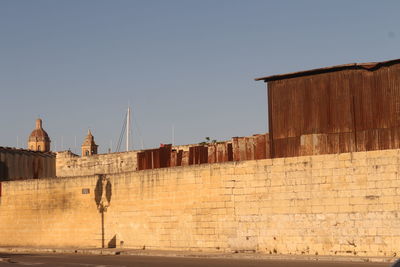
xmin=0 ymin=253 xmax=392 ymax=267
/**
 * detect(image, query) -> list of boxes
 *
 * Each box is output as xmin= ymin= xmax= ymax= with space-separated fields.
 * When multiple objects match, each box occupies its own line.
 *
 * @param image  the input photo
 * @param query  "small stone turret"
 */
xmin=28 ymin=118 xmax=51 ymax=152
xmin=81 ymin=129 xmax=98 ymax=156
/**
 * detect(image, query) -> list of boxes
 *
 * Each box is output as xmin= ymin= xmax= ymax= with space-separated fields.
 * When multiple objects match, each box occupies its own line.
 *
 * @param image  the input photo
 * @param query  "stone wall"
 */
xmin=56 ymin=150 xmax=137 ymax=177
xmin=1 ymin=148 xmax=400 ymax=257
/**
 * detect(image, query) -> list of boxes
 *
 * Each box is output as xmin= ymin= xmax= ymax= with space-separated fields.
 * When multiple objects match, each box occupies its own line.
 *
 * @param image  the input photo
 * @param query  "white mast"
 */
xmin=126 ymin=106 xmax=131 ymax=151
xmin=172 ymin=125 xmax=175 ymax=146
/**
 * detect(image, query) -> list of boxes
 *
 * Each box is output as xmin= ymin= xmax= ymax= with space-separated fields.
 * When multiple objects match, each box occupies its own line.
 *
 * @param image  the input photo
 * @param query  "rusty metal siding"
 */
xmin=254 ymin=134 xmax=267 ymax=160
xmin=137 ymin=152 xmax=145 ymax=170
xmin=267 ymin=62 xmax=400 ymax=157
xmin=232 ymin=134 xmax=270 ymax=161
xmin=177 ymin=150 xmax=183 ymax=166
xmin=137 ymin=133 xmax=268 ymax=170
xmin=0 ymin=147 xmax=55 ymax=181
xmin=181 ymin=151 xmax=189 ymax=166
xmin=273 ymin=137 xmax=299 ymax=158
xmin=207 ymin=142 xmax=234 ymax=164
xmin=352 ymin=66 xmax=400 ymax=130
xmin=352 ymin=64 xmax=400 ymax=150
xmin=159 ymin=144 xmax=171 ymax=168
xmin=137 ymin=145 xmax=172 ymax=170
xmin=189 ymin=146 xmax=208 ymax=165
xmin=227 ymin=143 xmax=233 ymax=161
xmin=269 ymin=71 xmax=354 ymax=140
xmin=170 ymin=150 xmax=177 ymax=167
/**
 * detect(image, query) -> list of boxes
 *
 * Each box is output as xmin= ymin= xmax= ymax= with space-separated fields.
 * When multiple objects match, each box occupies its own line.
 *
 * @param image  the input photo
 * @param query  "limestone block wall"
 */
xmin=56 ymin=151 xmax=137 ymax=177
xmin=1 ymin=149 xmax=400 ymax=257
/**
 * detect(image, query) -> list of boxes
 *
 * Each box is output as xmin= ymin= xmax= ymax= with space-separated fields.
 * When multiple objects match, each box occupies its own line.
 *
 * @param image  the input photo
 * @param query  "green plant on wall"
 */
xmin=199 ymin=137 xmax=217 ymax=146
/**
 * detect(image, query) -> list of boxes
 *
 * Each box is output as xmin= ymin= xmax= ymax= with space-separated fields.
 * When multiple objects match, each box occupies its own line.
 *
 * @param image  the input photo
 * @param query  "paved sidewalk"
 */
xmin=0 ymin=246 xmax=396 ymax=264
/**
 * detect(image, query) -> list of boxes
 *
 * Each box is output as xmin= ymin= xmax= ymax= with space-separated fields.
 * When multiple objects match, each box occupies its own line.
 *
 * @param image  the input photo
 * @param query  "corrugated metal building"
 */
xmin=0 ymin=147 xmax=56 ymax=181
xmin=256 ymin=58 xmax=400 ymax=158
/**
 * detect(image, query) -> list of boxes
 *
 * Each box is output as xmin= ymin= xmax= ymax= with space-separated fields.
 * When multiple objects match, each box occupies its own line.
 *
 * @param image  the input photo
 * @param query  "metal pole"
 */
xmin=101 ymin=209 xmax=105 ymax=248
xmin=131 ymin=107 xmax=134 ymax=151
xmin=172 ymin=125 xmax=175 ymax=146
xmin=126 ymin=107 xmax=130 ymax=151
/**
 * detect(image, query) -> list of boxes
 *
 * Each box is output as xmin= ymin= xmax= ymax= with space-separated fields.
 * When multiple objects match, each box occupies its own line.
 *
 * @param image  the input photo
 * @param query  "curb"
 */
xmin=0 ymin=247 xmax=395 ymax=263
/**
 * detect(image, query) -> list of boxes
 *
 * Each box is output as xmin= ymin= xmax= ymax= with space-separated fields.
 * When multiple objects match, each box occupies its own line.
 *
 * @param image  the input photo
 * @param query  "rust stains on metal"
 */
xmin=136 ymin=133 xmax=270 ymax=171
xmin=232 ymin=134 xmax=269 ymax=161
xmin=189 ymin=146 xmax=208 ymax=165
xmin=0 ymin=147 xmax=56 ymax=181
xmin=136 ymin=144 xmax=172 ymax=170
xmin=259 ymin=58 xmax=400 ymax=158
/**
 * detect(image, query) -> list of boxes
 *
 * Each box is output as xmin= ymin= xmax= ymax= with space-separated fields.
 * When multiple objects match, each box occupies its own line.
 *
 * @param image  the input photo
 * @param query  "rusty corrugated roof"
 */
xmin=0 ymin=146 xmax=55 ymax=156
xmin=255 ymin=58 xmax=400 ymax=82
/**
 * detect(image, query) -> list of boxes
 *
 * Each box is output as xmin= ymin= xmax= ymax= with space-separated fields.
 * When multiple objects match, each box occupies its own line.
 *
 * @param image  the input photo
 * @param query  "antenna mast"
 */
xmin=126 ymin=106 xmax=131 ymax=151
xmin=172 ymin=125 xmax=175 ymax=146
xmin=126 ymin=107 xmax=130 ymax=151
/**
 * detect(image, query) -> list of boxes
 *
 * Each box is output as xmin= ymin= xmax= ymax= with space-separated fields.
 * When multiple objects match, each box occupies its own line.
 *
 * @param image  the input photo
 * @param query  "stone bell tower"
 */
xmin=28 ymin=118 xmax=51 ymax=152
xmin=81 ymin=129 xmax=98 ymax=156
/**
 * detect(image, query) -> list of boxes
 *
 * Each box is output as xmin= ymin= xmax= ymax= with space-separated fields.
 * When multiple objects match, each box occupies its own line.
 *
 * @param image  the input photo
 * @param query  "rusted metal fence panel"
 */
xmin=232 ymin=134 xmax=269 ymax=160
xmin=189 ymin=146 xmax=208 ymax=165
xmin=181 ymin=151 xmax=189 ymax=166
xmin=207 ymin=145 xmax=216 ymax=164
xmin=200 ymin=146 xmax=208 ymax=164
xmin=207 ymin=142 xmax=234 ymax=164
xmin=137 ymin=145 xmax=172 ymax=170
xmin=159 ymin=144 xmax=171 ymax=168
xmin=232 ymin=137 xmax=240 ymax=161
xmin=137 ymin=134 xmax=268 ymax=170
xmin=144 ymin=150 xmax=153 ymax=170
xmin=137 ymin=152 xmax=145 ymax=170
xmin=216 ymin=143 xmax=229 ymax=162
xmin=253 ymin=134 xmax=267 ymax=159
xmin=176 ymin=150 xmax=183 ymax=166
xmin=227 ymin=143 xmax=233 ymax=161
xmin=232 ymin=137 xmax=247 ymax=161
xmin=170 ymin=150 xmax=177 ymax=167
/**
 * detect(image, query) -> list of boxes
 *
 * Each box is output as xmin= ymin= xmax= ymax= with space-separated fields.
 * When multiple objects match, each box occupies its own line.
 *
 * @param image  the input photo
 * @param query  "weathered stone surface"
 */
xmin=56 ymin=150 xmax=137 ymax=177
xmin=1 ymin=149 xmax=399 ymax=257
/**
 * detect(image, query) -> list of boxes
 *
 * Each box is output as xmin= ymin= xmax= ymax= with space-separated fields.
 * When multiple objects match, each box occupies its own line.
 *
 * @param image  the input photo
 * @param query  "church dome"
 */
xmin=28 ymin=118 xmax=51 ymax=152
xmin=28 ymin=119 xmax=50 ymax=142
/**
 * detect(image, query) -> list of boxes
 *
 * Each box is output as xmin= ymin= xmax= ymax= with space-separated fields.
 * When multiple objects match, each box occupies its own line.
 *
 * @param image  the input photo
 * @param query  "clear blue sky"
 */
xmin=1 ymin=0 xmax=399 ymax=153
